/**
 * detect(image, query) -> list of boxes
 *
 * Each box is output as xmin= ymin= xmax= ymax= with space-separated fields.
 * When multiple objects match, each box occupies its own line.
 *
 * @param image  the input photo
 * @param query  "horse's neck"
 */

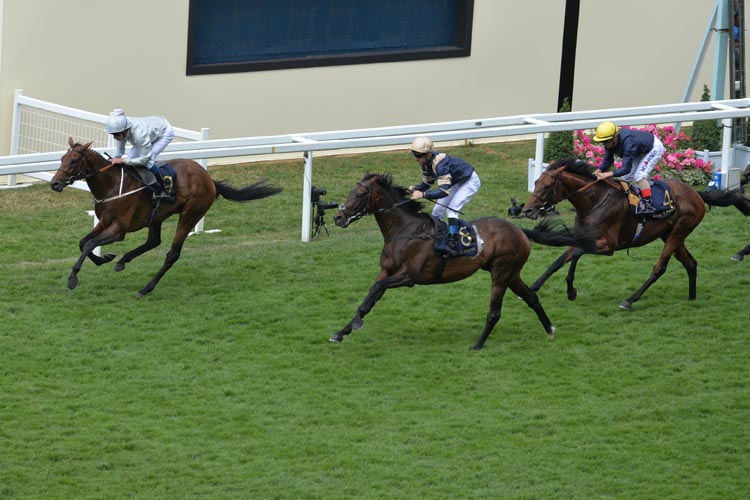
xmin=374 ymin=207 xmax=427 ymax=239
xmin=85 ymin=159 xmax=128 ymax=197
xmin=566 ymin=176 xmax=622 ymax=213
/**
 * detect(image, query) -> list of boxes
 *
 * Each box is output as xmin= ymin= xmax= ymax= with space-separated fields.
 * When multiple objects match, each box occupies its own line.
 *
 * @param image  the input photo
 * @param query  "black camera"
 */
xmin=311 ymin=186 xmax=339 ymax=238
xmin=507 ymin=198 xmax=524 ymax=218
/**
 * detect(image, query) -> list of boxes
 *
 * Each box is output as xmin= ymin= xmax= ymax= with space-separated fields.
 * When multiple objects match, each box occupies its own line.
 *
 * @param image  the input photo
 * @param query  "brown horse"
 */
xmin=522 ymin=158 xmax=707 ymax=310
xmin=698 ymin=187 xmax=750 ymax=261
xmin=50 ymin=138 xmax=281 ymax=296
xmin=330 ymin=173 xmax=596 ymax=349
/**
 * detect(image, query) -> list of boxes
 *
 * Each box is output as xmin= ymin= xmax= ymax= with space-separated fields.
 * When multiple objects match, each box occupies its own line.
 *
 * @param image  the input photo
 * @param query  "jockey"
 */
xmin=592 ymin=121 xmax=665 ymax=215
xmin=104 ymin=108 xmax=175 ymax=200
xmin=408 ymin=136 xmax=481 ymax=255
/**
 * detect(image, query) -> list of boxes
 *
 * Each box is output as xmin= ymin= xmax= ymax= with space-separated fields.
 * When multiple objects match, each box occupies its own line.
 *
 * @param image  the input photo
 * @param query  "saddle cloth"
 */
xmin=125 ymin=162 xmax=177 ymax=197
xmin=620 ymin=180 xmax=676 ymax=217
xmin=431 ymin=216 xmax=479 ymax=257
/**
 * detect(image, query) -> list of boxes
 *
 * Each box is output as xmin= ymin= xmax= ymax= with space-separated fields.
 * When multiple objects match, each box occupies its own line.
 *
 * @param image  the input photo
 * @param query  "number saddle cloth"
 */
xmin=431 ymin=216 xmax=479 ymax=258
xmin=619 ymin=180 xmax=676 ymax=219
xmin=125 ymin=162 xmax=177 ymax=198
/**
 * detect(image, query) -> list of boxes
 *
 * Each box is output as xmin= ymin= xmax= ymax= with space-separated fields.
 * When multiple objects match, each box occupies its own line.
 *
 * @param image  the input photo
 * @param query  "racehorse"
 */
xmin=698 ymin=187 xmax=750 ymax=261
xmin=50 ymin=138 xmax=282 ymax=296
xmin=330 ymin=173 xmax=596 ymax=350
xmin=522 ymin=158 xmax=707 ymax=310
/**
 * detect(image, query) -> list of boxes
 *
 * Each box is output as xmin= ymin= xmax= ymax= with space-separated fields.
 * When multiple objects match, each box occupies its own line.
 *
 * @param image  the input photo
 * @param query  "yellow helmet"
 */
xmin=593 ymin=121 xmax=619 ymax=142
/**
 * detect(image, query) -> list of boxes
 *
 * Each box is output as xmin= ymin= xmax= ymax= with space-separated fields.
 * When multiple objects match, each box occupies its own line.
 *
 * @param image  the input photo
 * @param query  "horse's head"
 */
xmin=333 ymin=173 xmax=418 ymax=228
xmin=50 ymin=138 xmax=102 ymax=192
xmin=522 ymin=158 xmax=596 ymax=219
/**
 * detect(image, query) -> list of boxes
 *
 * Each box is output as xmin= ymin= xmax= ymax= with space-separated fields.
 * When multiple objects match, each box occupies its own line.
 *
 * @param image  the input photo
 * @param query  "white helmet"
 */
xmin=105 ymin=109 xmax=129 ymax=134
xmin=411 ymin=136 xmax=434 ymax=154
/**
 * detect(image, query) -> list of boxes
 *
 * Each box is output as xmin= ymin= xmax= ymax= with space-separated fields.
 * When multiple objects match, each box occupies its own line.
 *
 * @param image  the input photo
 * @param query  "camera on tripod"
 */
xmin=311 ymin=186 xmax=339 ymax=238
xmin=507 ymin=198 xmax=524 ymax=218
xmin=311 ymin=186 xmax=338 ymax=211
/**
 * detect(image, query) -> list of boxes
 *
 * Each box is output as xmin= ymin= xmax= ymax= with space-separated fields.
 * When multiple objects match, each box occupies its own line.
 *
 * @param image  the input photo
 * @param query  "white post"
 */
xmin=193 ymin=127 xmax=211 ymax=234
xmin=8 ymin=89 xmax=23 ymax=186
xmin=301 ymin=151 xmax=313 ymax=242
xmin=720 ymin=117 xmax=733 ymax=190
xmin=529 ymin=132 xmax=545 ymax=192
xmin=87 ymin=211 xmax=102 ymax=257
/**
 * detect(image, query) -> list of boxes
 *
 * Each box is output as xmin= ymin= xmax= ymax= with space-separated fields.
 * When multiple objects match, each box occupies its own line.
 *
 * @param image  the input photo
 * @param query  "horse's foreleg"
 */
xmin=68 ymin=226 xmax=124 ymax=289
xmin=115 ymin=222 xmax=163 ymax=272
xmin=136 ymin=221 xmax=187 ymax=297
xmin=330 ymin=272 xmax=414 ymax=343
xmin=79 ymin=225 xmax=117 ymax=266
xmin=731 ymin=244 xmax=750 ymax=262
xmin=671 ymin=244 xmax=698 ymax=300
xmin=564 ymin=248 xmax=587 ymax=301
xmin=530 ymin=247 xmax=576 ymax=293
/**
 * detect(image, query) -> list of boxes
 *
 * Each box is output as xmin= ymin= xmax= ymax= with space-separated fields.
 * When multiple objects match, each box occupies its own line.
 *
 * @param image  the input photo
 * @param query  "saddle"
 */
xmin=124 ymin=162 xmax=177 ymax=200
xmin=431 ymin=216 xmax=479 ymax=257
xmin=618 ymin=181 xmax=676 ymax=219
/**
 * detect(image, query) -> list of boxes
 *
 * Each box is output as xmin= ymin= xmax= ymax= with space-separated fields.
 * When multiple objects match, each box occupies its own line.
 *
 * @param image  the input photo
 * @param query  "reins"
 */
xmin=67 ymin=146 xmax=148 ymax=204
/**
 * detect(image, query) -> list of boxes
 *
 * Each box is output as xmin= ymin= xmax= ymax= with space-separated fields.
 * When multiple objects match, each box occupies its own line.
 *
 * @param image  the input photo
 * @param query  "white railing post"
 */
xmin=8 ymin=89 xmax=23 ymax=186
xmin=720 ymin=117 xmax=733 ymax=190
xmin=301 ymin=151 xmax=313 ymax=242
xmin=193 ymin=127 xmax=211 ymax=234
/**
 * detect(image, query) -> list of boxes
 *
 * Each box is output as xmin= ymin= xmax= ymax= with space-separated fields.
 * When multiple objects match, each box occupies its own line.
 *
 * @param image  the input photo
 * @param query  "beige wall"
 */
xmin=0 ymin=0 xmax=727 ymax=155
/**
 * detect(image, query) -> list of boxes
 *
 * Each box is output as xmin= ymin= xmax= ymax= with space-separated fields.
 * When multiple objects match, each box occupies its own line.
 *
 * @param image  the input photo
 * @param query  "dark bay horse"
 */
xmin=522 ymin=158 xmax=707 ymax=310
xmin=50 ymin=138 xmax=282 ymax=296
xmin=698 ymin=187 xmax=750 ymax=261
xmin=330 ymin=173 xmax=596 ymax=350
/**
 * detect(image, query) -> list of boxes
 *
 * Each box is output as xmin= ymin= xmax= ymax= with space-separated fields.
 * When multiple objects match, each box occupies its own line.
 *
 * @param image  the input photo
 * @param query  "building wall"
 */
xmin=0 ymin=0 xmax=724 ymax=155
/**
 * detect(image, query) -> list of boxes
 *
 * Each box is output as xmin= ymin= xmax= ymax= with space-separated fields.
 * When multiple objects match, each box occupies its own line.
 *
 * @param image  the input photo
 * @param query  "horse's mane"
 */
xmin=361 ymin=172 xmax=426 ymax=213
xmin=548 ymin=158 xmax=597 ymax=179
xmin=73 ymin=142 xmax=108 ymax=163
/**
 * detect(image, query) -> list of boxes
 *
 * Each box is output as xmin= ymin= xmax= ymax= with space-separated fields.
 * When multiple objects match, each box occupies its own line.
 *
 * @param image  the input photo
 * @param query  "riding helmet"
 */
xmin=105 ymin=109 xmax=129 ymax=134
xmin=593 ymin=122 xmax=619 ymax=142
xmin=411 ymin=136 xmax=434 ymax=154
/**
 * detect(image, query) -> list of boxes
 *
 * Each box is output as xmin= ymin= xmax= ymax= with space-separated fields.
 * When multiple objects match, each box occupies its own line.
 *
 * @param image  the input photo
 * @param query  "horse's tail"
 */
xmin=521 ymin=217 xmax=597 ymax=252
xmin=214 ymin=179 xmax=283 ymax=202
xmin=699 ymin=189 xmax=750 ymax=216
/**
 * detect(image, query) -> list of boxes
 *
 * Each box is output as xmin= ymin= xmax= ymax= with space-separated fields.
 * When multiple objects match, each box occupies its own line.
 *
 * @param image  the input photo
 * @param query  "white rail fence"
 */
xmin=3 ymin=91 xmax=750 ymax=242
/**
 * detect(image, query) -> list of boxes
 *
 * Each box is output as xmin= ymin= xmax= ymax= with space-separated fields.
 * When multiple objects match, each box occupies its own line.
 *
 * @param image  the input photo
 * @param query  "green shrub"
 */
xmin=544 ymin=97 xmax=574 ymax=161
xmin=691 ymin=85 xmax=722 ymax=152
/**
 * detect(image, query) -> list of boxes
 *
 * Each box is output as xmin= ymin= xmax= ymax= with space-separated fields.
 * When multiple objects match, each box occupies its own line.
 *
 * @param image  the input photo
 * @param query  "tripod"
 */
xmin=312 ymin=203 xmax=330 ymax=238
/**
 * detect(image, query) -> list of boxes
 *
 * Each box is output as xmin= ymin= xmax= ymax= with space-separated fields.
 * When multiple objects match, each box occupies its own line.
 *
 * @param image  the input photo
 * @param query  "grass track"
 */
xmin=1 ymin=141 xmax=749 ymax=499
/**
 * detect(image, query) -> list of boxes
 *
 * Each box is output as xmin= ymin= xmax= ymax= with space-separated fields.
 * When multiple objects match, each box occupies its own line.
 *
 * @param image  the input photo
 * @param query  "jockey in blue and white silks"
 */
xmin=408 ymin=136 xmax=481 ymax=255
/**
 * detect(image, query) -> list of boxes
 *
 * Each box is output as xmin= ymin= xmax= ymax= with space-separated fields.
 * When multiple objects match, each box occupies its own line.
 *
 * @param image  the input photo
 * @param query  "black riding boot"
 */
xmin=446 ymin=218 xmax=460 ymax=256
xmin=639 ymin=196 xmax=656 ymax=214
xmin=149 ymin=168 xmax=173 ymax=200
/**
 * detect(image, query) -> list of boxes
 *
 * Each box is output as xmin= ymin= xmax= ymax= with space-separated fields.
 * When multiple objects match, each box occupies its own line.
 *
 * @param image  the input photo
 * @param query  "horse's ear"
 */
xmin=83 ymin=141 xmax=94 ymax=150
xmin=68 ymin=137 xmax=75 ymax=147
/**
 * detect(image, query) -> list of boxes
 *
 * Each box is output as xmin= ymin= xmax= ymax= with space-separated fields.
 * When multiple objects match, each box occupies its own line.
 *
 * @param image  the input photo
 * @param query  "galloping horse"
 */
xmin=522 ymin=158 xmax=706 ymax=310
xmin=698 ymin=187 xmax=750 ymax=261
xmin=50 ymin=138 xmax=282 ymax=296
xmin=331 ymin=173 xmax=596 ymax=349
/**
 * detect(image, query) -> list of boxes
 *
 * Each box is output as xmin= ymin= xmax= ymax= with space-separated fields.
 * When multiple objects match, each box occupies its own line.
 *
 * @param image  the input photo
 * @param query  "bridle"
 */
xmin=60 ymin=146 xmax=108 ymax=185
xmin=339 ymin=181 xmax=413 ymax=225
xmin=530 ymin=169 xmax=604 ymax=215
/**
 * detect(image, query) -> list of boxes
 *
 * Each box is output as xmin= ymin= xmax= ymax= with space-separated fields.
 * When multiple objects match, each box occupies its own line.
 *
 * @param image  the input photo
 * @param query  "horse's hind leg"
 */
xmin=564 ymin=248 xmax=587 ymax=300
xmin=731 ymin=244 xmax=750 ymax=262
xmin=79 ymin=225 xmax=116 ymax=266
xmin=510 ymin=275 xmax=555 ymax=339
xmin=472 ymin=279 xmax=508 ymax=350
xmin=671 ymin=243 xmax=698 ymax=300
xmin=136 ymin=219 xmax=191 ymax=297
xmin=114 ymin=221 xmax=163 ymax=272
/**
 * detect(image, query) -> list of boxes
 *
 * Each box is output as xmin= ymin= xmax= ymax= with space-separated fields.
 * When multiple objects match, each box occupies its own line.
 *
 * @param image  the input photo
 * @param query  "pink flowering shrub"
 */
xmin=572 ymin=124 xmax=714 ymax=186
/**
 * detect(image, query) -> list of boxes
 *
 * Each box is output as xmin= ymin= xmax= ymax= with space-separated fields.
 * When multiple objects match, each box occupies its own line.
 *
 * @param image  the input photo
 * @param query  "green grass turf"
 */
xmin=1 ymin=140 xmax=749 ymax=499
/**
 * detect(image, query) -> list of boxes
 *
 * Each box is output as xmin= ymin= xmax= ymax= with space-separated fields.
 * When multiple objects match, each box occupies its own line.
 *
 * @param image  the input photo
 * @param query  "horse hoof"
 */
xmin=329 ymin=334 xmax=343 ymax=343
xmin=114 ymin=262 xmax=125 ymax=272
xmin=68 ymin=277 xmax=78 ymax=289
xmin=547 ymin=326 xmax=556 ymax=339
xmin=730 ymin=254 xmax=743 ymax=262
xmin=567 ymin=290 xmax=578 ymax=301
xmin=619 ymin=301 xmax=632 ymax=311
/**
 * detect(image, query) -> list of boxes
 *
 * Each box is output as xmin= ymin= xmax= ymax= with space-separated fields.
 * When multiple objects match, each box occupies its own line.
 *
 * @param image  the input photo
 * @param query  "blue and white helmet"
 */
xmin=105 ymin=109 xmax=129 ymax=134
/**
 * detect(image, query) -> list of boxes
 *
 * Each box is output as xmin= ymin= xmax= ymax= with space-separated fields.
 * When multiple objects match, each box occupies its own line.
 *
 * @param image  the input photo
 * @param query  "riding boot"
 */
xmin=446 ymin=218 xmax=460 ymax=256
xmin=639 ymin=196 xmax=656 ymax=215
xmin=148 ymin=165 xmax=173 ymax=200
